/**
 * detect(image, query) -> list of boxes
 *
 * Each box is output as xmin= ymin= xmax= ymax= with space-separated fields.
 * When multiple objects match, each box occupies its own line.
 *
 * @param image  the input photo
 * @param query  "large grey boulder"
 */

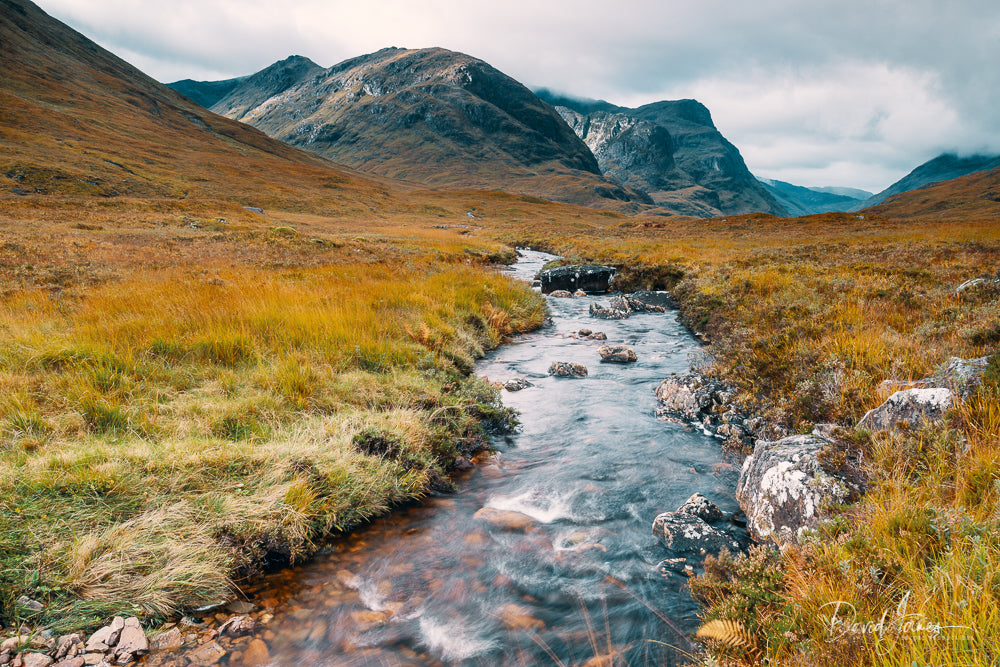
xmin=678 ymin=492 xmax=725 ymax=522
xmin=598 ymin=345 xmax=637 ymax=363
xmin=548 ymin=361 xmax=588 ymax=378
xmin=857 ymin=388 xmax=953 ymax=433
xmin=736 ymin=434 xmax=859 ymax=544
xmin=539 ymin=265 xmax=616 ymax=294
xmin=652 ymin=512 xmax=740 ymax=554
xmin=928 ymin=356 xmax=990 ymax=399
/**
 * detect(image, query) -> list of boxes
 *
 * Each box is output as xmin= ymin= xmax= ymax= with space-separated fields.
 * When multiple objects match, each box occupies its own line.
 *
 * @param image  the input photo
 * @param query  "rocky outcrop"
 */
xmin=736 ymin=434 xmax=860 ymax=544
xmin=598 ymin=345 xmax=637 ymax=363
xmin=589 ymin=302 xmax=631 ymax=320
xmin=652 ymin=512 xmax=740 ymax=555
xmin=504 ymin=378 xmax=533 ymax=392
xmin=539 ymin=265 xmax=616 ymax=294
xmin=589 ymin=294 xmax=666 ymax=321
xmin=654 ymin=372 xmax=774 ymax=448
xmin=678 ymin=492 xmax=725 ymax=522
xmin=857 ymin=388 xmax=953 ymax=433
xmin=927 ymin=355 xmax=990 ymax=399
xmin=548 ymin=361 xmax=588 ymax=378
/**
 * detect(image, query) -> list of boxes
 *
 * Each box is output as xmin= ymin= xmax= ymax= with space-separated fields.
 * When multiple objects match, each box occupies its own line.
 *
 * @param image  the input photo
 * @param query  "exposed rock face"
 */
xmin=539 ymin=265 xmax=616 ymax=294
xmin=652 ymin=512 xmax=740 ymax=555
xmin=548 ymin=361 xmax=588 ymax=378
xmin=171 ymin=49 xmax=645 ymax=209
xmin=598 ymin=345 xmax=637 ymax=363
xmin=538 ymin=91 xmax=787 ymax=217
xmin=736 ymin=434 xmax=860 ymax=544
xmin=857 ymin=388 xmax=954 ymax=433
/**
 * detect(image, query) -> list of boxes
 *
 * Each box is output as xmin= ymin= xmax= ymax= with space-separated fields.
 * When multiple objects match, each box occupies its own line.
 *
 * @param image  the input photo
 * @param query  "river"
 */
xmin=234 ymin=250 xmax=743 ymax=666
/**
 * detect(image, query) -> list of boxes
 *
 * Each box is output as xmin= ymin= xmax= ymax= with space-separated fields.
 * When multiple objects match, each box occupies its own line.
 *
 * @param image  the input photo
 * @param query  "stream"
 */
xmin=234 ymin=250 xmax=743 ymax=666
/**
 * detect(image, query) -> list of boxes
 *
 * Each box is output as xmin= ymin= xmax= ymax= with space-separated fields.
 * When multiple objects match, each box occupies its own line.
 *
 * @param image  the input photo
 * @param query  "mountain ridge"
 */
xmin=853 ymin=152 xmax=1000 ymax=210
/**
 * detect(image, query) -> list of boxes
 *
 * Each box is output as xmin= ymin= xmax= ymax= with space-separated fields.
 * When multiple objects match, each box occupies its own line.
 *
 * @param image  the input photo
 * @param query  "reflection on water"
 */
xmin=240 ymin=250 xmax=742 ymax=666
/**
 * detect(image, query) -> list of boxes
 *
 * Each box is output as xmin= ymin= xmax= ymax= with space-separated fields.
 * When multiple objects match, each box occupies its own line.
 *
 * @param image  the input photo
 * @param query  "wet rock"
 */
xmin=81 ymin=654 xmax=104 ymax=665
xmin=677 ymin=493 xmax=724 ymax=522
xmin=218 ymin=616 xmax=255 ymax=637
xmin=224 ymin=601 xmax=256 ymax=615
xmin=473 ymin=507 xmax=535 ymax=532
xmin=241 ymin=639 xmax=270 ymax=666
xmin=187 ymin=641 xmax=226 ymax=665
xmin=737 ymin=434 xmax=860 ymax=544
xmin=548 ymin=361 xmax=588 ymax=378
xmin=857 ymin=388 xmax=953 ymax=433
xmin=85 ymin=618 xmax=124 ymax=653
xmin=504 ymin=378 xmax=533 ymax=391
xmin=573 ymin=289 xmax=587 ymax=297
xmin=539 ymin=265 xmax=615 ymax=294
xmin=53 ymin=658 xmax=85 ymax=667
xmin=148 ymin=628 xmax=183 ymax=653
xmin=588 ymin=302 xmax=630 ymax=320
xmin=590 ymin=331 xmax=607 ymax=340
xmin=54 ymin=635 xmax=81 ymax=661
xmin=548 ymin=290 xmax=573 ymax=298
xmin=598 ymin=345 xmax=637 ymax=363
xmin=655 ymin=373 xmax=715 ymax=421
xmin=577 ymin=328 xmax=592 ymax=337
xmin=628 ymin=290 xmax=676 ymax=309
xmin=656 ymin=557 xmax=688 ymax=576
xmin=20 ymin=655 xmax=52 ymax=667
xmin=652 ymin=512 xmax=740 ymax=554
xmin=614 ymin=295 xmax=666 ymax=314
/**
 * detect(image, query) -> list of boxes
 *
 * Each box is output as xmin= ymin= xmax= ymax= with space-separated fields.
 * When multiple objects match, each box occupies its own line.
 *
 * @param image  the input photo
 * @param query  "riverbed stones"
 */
xmin=857 ymin=388 xmax=953 ymax=433
xmin=598 ymin=345 xmax=637 ymax=363
xmin=85 ymin=618 xmax=124 ymax=653
xmin=20 ymin=654 xmax=52 ymax=667
xmin=736 ymin=434 xmax=860 ymax=544
xmin=473 ymin=508 xmax=535 ymax=532
xmin=241 ymin=639 xmax=270 ymax=666
xmin=149 ymin=628 xmax=183 ymax=653
xmin=539 ymin=265 xmax=616 ymax=294
xmin=651 ymin=512 xmax=740 ymax=554
xmin=548 ymin=361 xmax=588 ymax=378
xmin=113 ymin=619 xmax=147 ymax=661
xmin=548 ymin=290 xmax=573 ymax=298
xmin=588 ymin=302 xmax=631 ymax=320
xmin=187 ymin=640 xmax=226 ymax=665
xmin=504 ymin=378 xmax=533 ymax=391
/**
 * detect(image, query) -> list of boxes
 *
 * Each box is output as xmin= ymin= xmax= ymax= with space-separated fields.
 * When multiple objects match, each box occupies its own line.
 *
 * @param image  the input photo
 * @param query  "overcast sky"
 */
xmin=37 ymin=0 xmax=1000 ymax=193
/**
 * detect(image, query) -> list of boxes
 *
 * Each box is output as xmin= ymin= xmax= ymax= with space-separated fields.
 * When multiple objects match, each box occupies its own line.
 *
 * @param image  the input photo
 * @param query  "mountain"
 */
xmin=865 ymin=165 xmax=1000 ymax=220
xmin=808 ymin=186 xmax=873 ymax=200
xmin=0 ymin=0 xmax=391 ymax=209
xmin=170 ymin=49 xmax=647 ymax=210
xmin=757 ymin=178 xmax=870 ymax=216
xmin=853 ymin=152 xmax=1000 ymax=210
xmin=535 ymin=91 xmax=787 ymax=218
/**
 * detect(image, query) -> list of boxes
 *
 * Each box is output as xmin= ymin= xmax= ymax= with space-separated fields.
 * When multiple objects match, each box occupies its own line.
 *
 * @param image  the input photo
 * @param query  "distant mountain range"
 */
xmin=756 ymin=178 xmax=872 ymax=217
xmin=852 ymin=153 xmax=1000 ymax=210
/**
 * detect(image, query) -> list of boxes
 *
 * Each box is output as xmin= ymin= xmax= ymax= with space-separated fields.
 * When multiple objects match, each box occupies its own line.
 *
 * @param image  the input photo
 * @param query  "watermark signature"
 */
xmin=821 ymin=592 xmax=973 ymax=648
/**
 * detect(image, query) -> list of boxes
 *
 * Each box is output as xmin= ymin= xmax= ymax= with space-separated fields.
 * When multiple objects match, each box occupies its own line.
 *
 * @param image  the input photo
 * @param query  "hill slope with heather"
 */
xmin=853 ymin=152 xmax=1000 ymax=210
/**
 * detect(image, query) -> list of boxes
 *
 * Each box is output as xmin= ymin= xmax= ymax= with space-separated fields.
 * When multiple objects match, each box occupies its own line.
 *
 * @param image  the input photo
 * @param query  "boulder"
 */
xmin=652 ymin=512 xmax=740 ymax=555
xmin=85 ymin=617 xmax=124 ymax=653
xmin=590 ymin=331 xmax=607 ymax=340
xmin=629 ymin=290 xmax=676 ymax=309
xmin=573 ymin=289 xmax=587 ymax=297
xmin=548 ymin=361 xmax=588 ymax=378
xmin=857 ymin=388 xmax=953 ymax=433
xmin=927 ymin=356 xmax=990 ymax=399
xmin=53 ymin=658 xmax=86 ymax=667
xmin=539 ymin=265 xmax=616 ymax=294
xmin=548 ymin=290 xmax=574 ymax=298
xmin=504 ymin=378 xmax=533 ymax=392
xmin=187 ymin=641 xmax=226 ymax=666
xmin=241 ymin=639 xmax=270 ymax=667
xmin=598 ymin=345 xmax=637 ymax=363
xmin=15 ymin=597 xmax=44 ymax=614
xmin=149 ymin=628 xmax=183 ymax=653
xmin=655 ymin=373 xmax=716 ymax=422
xmin=20 ymin=654 xmax=53 ymax=667
xmin=677 ymin=493 xmax=724 ymax=522
xmin=588 ymin=302 xmax=631 ymax=320
xmin=736 ymin=434 xmax=859 ymax=544
xmin=614 ymin=295 xmax=666 ymax=314
xmin=578 ymin=328 xmax=592 ymax=337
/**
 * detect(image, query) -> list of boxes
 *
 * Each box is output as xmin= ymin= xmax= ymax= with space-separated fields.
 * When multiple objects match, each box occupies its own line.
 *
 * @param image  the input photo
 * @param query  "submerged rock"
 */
xmin=548 ymin=361 xmax=588 ymax=378
xmin=598 ymin=345 xmax=637 ymax=363
xmin=857 ymin=388 xmax=953 ymax=433
xmin=652 ymin=512 xmax=740 ymax=554
xmin=539 ymin=265 xmax=616 ymax=294
xmin=473 ymin=507 xmax=536 ymax=532
xmin=736 ymin=434 xmax=860 ymax=544
xmin=589 ymin=302 xmax=631 ymax=320
xmin=504 ymin=378 xmax=533 ymax=392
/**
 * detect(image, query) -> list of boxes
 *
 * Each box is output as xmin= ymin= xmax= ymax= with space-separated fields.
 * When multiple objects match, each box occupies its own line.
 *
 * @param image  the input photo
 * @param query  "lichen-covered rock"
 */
xmin=588 ymin=302 xmax=631 ymax=320
xmin=737 ymin=434 xmax=859 ymax=544
xmin=677 ymin=493 xmax=724 ymax=522
xmin=614 ymin=295 xmax=666 ymax=314
xmin=590 ymin=331 xmax=607 ymax=340
xmin=598 ymin=345 xmax=637 ymax=363
xmin=652 ymin=512 xmax=740 ymax=554
xmin=628 ymin=290 xmax=676 ymax=309
xmin=654 ymin=373 xmax=719 ymax=421
xmin=857 ymin=388 xmax=953 ymax=433
xmin=927 ymin=356 xmax=990 ymax=399
xmin=539 ymin=265 xmax=616 ymax=294
xmin=548 ymin=290 xmax=573 ymax=298
xmin=548 ymin=361 xmax=588 ymax=378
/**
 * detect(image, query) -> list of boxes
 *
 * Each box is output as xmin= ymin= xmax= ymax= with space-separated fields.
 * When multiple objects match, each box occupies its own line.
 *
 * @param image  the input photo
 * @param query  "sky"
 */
xmin=36 ymin=0 xmax=1000 ymax=194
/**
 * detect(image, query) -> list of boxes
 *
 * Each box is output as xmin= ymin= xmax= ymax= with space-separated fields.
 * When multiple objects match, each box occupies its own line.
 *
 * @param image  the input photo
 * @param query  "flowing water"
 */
xmin=236 ymin=250 xmax=743 ymax=666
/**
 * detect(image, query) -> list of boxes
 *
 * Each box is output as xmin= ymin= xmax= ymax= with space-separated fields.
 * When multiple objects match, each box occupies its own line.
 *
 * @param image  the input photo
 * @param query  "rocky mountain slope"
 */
xmin=865 ymin=164 xmax=1000 ymax=220
xmin=853 ymin=152 xmax=1000 ymax=210
xmin=757 ymin=178 xmax=870 ymax=216
xmin=170 ymin=49 xmax=646 ymax=210
xmin=536 ymin=90 xmax=787 ymax=217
